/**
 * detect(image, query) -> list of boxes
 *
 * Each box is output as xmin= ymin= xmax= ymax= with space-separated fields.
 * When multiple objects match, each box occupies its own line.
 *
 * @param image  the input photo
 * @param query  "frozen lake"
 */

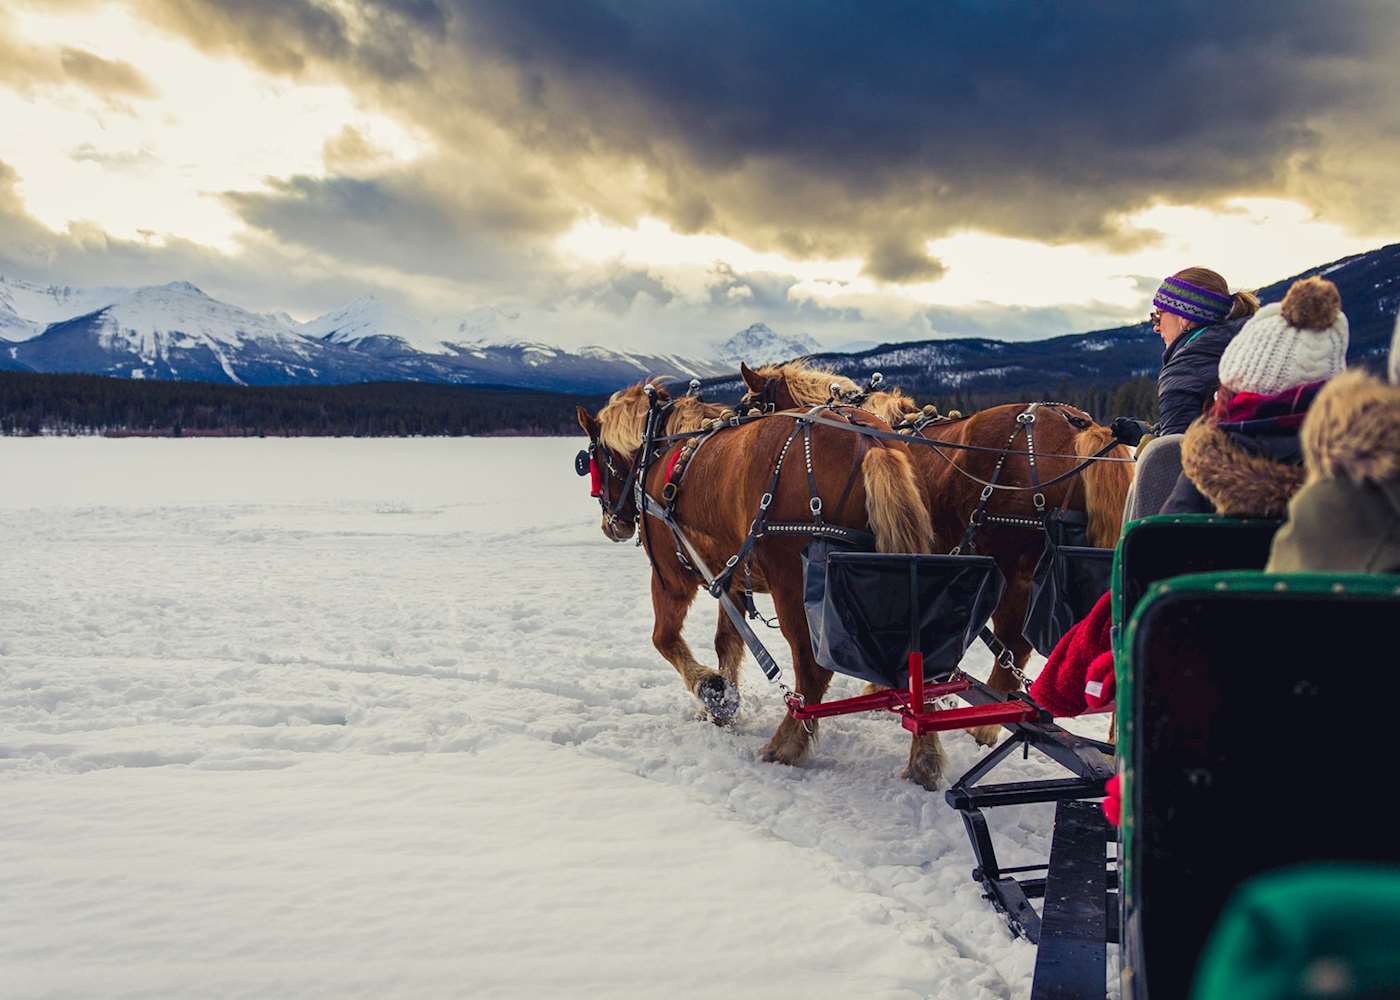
xmin=0 ymin=437 xmax=1102 ymax=998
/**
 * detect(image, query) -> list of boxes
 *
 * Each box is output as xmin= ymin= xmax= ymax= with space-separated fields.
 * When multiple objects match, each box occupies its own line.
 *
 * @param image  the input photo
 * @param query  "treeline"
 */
xmin=0 ymin=372 xmax=603 ymax=437
xmin=0 ymin=370 xmax=1160 ymax=439
xmin=704 ymin=373 xmax=1161 ymax=425
xmin=914 ymin=376 xmax=1160 ymax=424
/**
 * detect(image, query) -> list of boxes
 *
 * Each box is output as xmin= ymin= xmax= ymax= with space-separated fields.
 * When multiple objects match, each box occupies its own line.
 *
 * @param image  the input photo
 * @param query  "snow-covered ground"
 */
xmin=0 ymin=438 xmax=1108 ymax=999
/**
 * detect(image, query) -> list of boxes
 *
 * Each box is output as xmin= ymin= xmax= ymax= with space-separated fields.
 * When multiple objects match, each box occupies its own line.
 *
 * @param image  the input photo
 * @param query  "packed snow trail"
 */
xmin=0 ymin=438 xmax=1110 ymax=999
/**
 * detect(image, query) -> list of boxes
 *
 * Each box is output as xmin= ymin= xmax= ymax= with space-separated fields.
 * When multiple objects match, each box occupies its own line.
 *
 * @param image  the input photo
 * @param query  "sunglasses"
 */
xmin=1148 ymin=309 xmax=1162 ymax=327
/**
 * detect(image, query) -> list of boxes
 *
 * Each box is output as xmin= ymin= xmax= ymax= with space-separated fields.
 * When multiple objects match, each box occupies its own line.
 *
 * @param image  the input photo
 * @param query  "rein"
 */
xmin=802 ymin=413 xmax=1129 ymax=492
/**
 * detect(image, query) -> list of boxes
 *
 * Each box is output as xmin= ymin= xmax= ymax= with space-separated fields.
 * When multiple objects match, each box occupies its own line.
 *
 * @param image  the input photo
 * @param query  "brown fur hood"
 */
xmin=1301 ymin=369 xmax=1400 ymax=484
xmin=1181 ymin=419 xmax=1305 ymax=517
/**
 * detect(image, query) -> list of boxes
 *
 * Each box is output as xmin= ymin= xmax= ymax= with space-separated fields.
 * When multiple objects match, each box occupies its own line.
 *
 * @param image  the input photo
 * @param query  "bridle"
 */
xmin=576 ymin=437 xmax=641 ymax=539
xmin=738 ymin=381 xmax=780 ymax=415
xmin=576 ymin=384 xmax=681 ymax=543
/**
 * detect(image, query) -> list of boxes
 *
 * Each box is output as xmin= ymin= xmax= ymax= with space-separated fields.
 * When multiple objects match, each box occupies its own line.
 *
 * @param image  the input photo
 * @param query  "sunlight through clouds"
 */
xmin=555 ymin=197 xmax=1389 ymax=323
xmin=0 ymin=4 xmax=428 ymax=251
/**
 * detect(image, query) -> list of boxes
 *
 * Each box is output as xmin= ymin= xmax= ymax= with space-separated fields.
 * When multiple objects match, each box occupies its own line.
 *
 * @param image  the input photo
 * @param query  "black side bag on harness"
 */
xmin=803 ymin=541 xmax=1005 ymax=689
xmin=1021 ymin=509 xmax=1112 ymax=657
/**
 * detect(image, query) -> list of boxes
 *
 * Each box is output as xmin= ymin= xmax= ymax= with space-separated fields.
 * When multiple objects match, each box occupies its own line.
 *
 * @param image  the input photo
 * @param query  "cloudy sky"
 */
xmin=3 ymin=0 xmax=1400 ymax=351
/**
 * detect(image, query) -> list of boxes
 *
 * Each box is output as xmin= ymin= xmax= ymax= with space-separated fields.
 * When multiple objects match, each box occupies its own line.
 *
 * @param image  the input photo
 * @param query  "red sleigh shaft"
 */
xmin=785 ymin=652 xmax=1037 ymax=733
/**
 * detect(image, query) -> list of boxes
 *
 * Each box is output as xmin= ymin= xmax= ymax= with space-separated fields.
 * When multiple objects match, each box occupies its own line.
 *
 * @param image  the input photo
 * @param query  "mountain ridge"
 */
xmin=4 ymin=242 xmax=1397 ymax=393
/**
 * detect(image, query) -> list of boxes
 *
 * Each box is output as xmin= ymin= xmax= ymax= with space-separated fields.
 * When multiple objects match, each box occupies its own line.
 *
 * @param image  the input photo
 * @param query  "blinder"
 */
xmin=574 ymin=449 xmax=590 ymax=478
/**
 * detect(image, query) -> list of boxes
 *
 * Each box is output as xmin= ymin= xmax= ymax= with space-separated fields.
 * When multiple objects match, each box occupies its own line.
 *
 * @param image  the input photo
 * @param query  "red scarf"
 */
xmin=1213 ymin=379 xmax=1327 ymax=434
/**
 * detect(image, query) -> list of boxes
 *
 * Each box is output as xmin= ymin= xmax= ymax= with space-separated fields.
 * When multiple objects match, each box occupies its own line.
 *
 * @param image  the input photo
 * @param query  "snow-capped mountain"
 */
xmin=9 ymin=282 xmax=381 ymax=385
xmin=0 ymin=274 xmax=133 ymax=342
xmin=701 ymin=244 xmax=1400 ymax=401
xmin=300 ymin=298 xmax=524 ymax=357
xmin=576 ymin=346 xmax=725 ymax=381
xmin=716 ymin=323 xmax=821 ymax=366
xmin=1 ymin=276 xmax=730 ymax=390
xmin=301 ymin=295 xmax=455 ymax=355
xmin=0 ymin=297 xmax=32 ymax=342
xmin=11 ymin=242 xmax=1394 ymax=394
xmin=297 ymin=296 xmax=729 ymax=387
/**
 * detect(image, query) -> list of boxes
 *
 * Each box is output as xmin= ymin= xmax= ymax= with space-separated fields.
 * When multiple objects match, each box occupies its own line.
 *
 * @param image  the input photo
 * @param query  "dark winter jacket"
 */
xmin=1156 ymin=318 xmax=1247 ymax=437
xmin=1267 ymin=370 xmax=1400 ymax=575
xmin=1159 ymin=382 xmax=1321 ymax=517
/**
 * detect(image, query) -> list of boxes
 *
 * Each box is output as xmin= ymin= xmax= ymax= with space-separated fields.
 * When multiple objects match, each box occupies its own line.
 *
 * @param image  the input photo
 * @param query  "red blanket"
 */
xmin=1029 ymin=590 xmax=1115 ymax=717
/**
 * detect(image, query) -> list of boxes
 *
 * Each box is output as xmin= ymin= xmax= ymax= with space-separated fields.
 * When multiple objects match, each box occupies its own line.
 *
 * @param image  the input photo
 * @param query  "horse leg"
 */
xmin=851 ymin=676 xmax=947 ymax=788
xmin=651 ymin=574 xmax=740 ymax=724
xmin=714 ymin=603 xmax=745 ymax=688
xmin=968 ymin=579 xmax=1034 ymax=747
xmin=759 ymin=585 xmax=831 ymax=767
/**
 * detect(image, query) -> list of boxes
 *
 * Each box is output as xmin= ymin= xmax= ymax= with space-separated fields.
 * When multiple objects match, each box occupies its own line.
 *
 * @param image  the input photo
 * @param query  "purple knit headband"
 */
xmin=1153 ymin=275 xmax=1234 ymax=324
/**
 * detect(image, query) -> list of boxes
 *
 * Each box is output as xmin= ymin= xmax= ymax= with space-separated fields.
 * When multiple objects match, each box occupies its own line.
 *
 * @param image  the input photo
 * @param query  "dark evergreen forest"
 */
xmin=0 ymin=371 xmax=1157 ymax=437
xmin=904 ymin=376 xmax=1159 ymax=425
xmin=0 ymin=373 xmax=604 ymax=437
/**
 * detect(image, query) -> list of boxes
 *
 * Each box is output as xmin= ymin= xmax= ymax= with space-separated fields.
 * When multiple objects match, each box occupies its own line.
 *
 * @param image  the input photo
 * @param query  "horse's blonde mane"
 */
xmin=597 ymin=382 xmax=724 ymax=454
xmin=866 ymin=387 xmax=920 ymax=424
xmin=758 ymin=361 xmax=924 ymax=423
xmin=755 ymin=360 xmax=859 ymax=407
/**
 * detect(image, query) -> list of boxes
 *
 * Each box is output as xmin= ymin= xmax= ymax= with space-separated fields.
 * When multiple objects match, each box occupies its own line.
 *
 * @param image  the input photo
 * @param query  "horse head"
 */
xmin=741 ymin=360 xmax=883 ymax=415
xmin=738 ymin=362 xmax=796 ymax=413
xmin=575 ymin=388 xmax=656 ymax=542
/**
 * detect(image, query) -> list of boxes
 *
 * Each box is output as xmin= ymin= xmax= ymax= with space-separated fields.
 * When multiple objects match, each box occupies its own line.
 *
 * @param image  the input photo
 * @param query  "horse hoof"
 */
xmin=901 ymin=758 xmax=943 ymax=791
xmin=697 ymin=675 xmax=740 ymax=724
xmin=760 ymin=741 xmax=806 ymax=766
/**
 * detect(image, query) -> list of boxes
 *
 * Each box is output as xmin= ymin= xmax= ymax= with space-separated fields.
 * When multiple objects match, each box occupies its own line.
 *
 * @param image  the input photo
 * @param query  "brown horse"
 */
xmin=739 ymin=362 xmax=1133 ymax=742
xmin=576 ymin=381 xmax=963 ymax=786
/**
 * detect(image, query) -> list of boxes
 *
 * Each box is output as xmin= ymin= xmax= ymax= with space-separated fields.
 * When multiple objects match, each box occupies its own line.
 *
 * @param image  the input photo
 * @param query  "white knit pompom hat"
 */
xmin=1217 ymin=276 xmax=1348 ymax=395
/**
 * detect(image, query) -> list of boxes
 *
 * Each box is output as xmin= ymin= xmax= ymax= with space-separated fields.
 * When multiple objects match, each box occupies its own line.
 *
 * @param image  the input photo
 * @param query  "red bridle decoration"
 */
xmin=663 ymin=446 xmax=683 ymax=482
xmin=589 ymin=453 xmax=603 ymax=498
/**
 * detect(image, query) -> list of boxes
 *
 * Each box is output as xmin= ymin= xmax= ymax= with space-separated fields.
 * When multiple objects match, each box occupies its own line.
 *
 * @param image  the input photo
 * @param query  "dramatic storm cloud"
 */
xmin=3 ymin=0 xmax=1400 ymax=348
xmin=129 ymin=2 xmax=1400 ymax=259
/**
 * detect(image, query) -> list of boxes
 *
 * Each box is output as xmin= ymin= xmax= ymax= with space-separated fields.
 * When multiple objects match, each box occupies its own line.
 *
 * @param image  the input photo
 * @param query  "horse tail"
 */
xmin=1074 ymin=425 xmax=1133 ymax=548
xmin=862 ymin=445 xmax=934 ymax=554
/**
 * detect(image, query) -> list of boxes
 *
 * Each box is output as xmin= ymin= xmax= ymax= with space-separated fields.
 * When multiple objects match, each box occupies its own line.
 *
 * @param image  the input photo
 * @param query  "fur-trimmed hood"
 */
xmin=1301 ymin=369 xmax=1400 ymax=484
xmin=1181 ymin=419 xmax=1305 ymax=517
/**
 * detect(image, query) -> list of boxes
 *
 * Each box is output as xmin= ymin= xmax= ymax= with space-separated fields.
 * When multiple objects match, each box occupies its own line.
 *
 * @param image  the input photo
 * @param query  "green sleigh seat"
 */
xmin=1115 ymin=570 xmax=1400 ymax=999
xmin=1110 ymin=515 xmax=1285 ymax=661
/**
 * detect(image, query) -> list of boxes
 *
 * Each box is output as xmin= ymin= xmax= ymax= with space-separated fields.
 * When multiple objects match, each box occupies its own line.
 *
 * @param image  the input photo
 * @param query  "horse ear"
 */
xmin=576 ymin=405 xmax=599 ymax=438
xmin=740 ymin=362 xmax=766 ymax=392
